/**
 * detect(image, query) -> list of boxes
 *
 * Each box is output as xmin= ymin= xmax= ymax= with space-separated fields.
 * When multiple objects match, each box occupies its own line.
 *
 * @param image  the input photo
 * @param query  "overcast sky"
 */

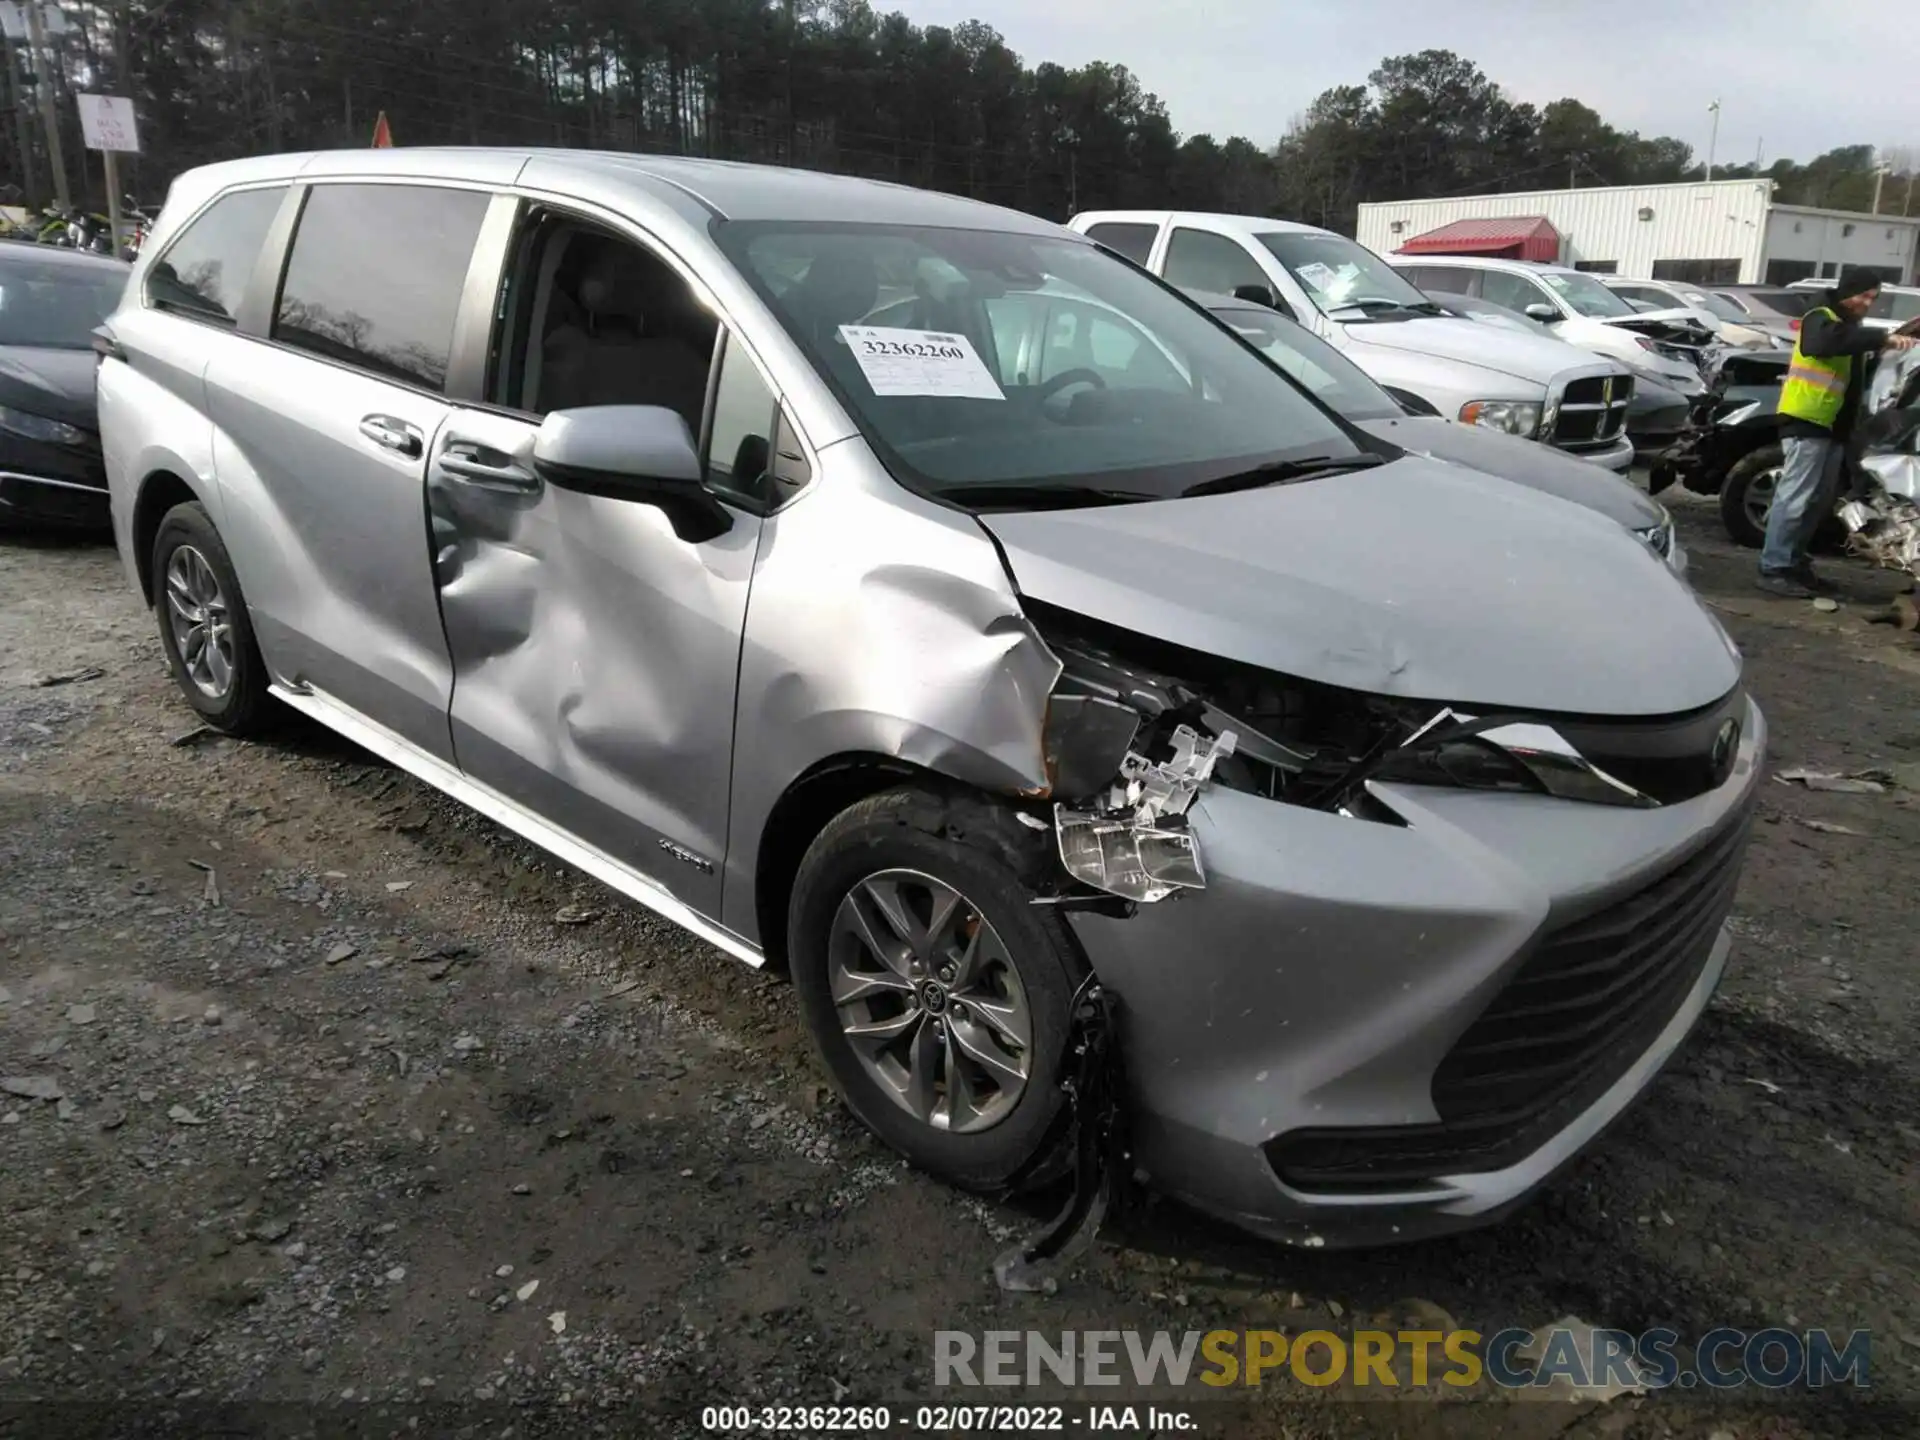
xmin=892 ymin=0 xmax=1909 ymax=170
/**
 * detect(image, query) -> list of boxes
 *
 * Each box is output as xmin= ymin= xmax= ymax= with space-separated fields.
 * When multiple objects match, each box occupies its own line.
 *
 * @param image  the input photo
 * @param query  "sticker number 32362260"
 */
xmin=837 ymin=324 xmax=1006 ymax=401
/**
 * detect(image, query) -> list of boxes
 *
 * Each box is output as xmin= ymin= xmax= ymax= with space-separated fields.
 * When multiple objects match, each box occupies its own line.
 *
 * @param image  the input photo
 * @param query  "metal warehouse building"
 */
xmin=1356 ymin=179 xmax=1918 ymax=286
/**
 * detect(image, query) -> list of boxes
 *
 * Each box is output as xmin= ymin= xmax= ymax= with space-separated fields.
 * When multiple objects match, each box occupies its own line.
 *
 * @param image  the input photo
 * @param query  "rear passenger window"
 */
xmin=1162 ymin=228 xmax=1271 ymax=297
xmin=273 ymin=183 xmax=489 ymax=392
xmin=1084 ymin=222 xmax=1158 ymax=265
xmin=146 ymin=186 xmax=285 ymax=326
xmin=1404 ymin=265 xmax=1471 ymax=295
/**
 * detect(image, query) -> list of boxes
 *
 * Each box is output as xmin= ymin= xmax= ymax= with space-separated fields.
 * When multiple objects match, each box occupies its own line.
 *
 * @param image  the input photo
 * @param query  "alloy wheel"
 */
xmin=827 ymin=868 xmax=1032 ymax=1134
xmin=164 ymin=545 xmax=236 ymax=700
xmin=1745 ymin=466 xmax=1780 ymax=534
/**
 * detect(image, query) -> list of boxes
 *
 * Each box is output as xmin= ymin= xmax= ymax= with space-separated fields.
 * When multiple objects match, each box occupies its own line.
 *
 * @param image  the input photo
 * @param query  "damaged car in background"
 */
xmin=100 ymin=151 xmax=1764 ymax=1260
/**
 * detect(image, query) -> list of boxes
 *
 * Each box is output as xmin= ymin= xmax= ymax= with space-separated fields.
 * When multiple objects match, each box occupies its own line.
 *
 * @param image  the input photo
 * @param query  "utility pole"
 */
xmin=1754 ymin=137 xmax=1763 ymax=172
xmin=1872 ymin=163 xmax=1889 ymax=215
xmin=1705 ymin=99 xmax=1721 ymax=182
xmin=23 ymin=0 xmax=68 ymax=209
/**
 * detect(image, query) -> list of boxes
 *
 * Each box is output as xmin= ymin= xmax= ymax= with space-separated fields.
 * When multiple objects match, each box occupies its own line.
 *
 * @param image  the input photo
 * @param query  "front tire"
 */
xmin=151 ymin=501 xmax=274 ymax=736
xmin=1720 ymin=444 xmax=1783 ymax=549
xmin=788 ymin=787 xmax=1085 ymax=1192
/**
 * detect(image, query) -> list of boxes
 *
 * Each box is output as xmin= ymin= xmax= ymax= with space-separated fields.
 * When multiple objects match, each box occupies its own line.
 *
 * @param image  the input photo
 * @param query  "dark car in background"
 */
xmin=0 ymin=243 xmax=128 ymax=530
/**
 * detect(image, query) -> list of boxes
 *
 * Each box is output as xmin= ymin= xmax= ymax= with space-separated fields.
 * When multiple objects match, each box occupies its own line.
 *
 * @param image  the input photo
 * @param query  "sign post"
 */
xmin=76 ymin=93 xmax=138 ymax=256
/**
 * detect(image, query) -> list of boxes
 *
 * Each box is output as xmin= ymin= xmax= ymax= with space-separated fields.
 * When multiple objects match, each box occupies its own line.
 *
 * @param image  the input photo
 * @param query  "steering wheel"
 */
xmin=1036 ymin=367 xmax=1108 ymax=403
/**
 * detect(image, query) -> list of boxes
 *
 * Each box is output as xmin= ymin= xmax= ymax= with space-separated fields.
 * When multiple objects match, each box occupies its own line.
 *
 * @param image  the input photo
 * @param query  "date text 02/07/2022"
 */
xmin=700 ymin=1403 xmax=1197 ymax=1431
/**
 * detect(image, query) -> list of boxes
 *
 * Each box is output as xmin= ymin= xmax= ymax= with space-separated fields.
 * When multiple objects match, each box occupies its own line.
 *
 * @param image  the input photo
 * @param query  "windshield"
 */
xmin=1253 ymin=232 xmax=1433 ymax=320
xmin=1207 ymin=305 xmax=1402 ymax=421
xmin=1537 ymin=270 xmax=1636 ymax=319
xmin=0 ymin=257 xmax=124 ymax=349
xmin=718 ymin=223 xmax=1363 ymax=504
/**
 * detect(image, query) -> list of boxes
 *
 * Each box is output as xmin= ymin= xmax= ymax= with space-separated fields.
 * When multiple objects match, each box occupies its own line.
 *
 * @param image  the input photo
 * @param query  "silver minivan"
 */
xmin=98 ymin=149 xmax=1764 ymax=1247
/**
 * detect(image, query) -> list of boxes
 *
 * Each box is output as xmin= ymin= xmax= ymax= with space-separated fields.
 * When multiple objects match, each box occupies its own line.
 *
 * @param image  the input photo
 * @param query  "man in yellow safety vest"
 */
xmin=1759 ymin=266 xmax=1917 ymax=598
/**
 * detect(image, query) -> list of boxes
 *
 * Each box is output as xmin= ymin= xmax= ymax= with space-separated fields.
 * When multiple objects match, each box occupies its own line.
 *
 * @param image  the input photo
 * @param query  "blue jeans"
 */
xmin=1760 ymin=434 xmax=1842 ymax=575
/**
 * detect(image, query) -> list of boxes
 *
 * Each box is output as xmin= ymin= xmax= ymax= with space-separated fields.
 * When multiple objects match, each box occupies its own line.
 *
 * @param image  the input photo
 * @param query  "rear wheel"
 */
xmin=151 ymin=502 xmax=274 ymax=736
xmin=1720 ymin=444 xmax=1783 ymax=549
xmin=788 ymin=787 xmax=1083 ymax=1192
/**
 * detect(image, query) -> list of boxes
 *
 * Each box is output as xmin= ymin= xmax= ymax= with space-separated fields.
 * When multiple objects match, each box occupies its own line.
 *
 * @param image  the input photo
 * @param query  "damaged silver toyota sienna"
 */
xmin=97 ymin=149 xmax=1764 ymax=1248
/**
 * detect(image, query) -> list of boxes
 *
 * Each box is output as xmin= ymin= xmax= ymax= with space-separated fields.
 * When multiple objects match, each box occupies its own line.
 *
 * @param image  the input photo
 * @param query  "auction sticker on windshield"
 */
xmin=838 ymin=325 xmax=1006 ymax=400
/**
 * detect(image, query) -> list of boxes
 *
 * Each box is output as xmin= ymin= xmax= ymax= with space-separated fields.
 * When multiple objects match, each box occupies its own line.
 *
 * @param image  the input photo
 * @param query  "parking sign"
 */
xmin=76 ymin=94 xmax=140 ymax=153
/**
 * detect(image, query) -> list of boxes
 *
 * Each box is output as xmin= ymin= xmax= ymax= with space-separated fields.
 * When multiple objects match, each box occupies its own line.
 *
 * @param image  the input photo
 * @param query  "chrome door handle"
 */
xmin=359 ymin=414 xmax=424 ymax=459
xmin=438 ymin=442 xmax=538 ymax=493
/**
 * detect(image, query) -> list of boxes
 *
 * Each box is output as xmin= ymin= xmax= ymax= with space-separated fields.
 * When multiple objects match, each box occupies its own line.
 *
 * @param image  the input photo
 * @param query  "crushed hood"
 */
xmin=984 ymin=454 xmax=1740 ymax=718
xmin=1340 ymin=314 xmax=1608 ymax=386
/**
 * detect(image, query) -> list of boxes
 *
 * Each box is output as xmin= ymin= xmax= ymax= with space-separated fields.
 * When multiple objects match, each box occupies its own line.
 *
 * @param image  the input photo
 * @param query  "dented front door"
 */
xmin=428 ymin=406 xmax=762 ymax=917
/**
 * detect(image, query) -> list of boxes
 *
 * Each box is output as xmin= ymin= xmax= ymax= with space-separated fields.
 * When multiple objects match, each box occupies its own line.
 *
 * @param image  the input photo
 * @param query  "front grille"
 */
xmin=1551 ymin=374 xmax=1634 ymax=450
xmin=1265 ymin=793 xmax=1755 ymax=1193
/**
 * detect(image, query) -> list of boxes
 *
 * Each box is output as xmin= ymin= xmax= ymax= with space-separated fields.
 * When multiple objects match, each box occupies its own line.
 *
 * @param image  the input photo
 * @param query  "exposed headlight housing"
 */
xmin=1458 ymin=399 xmax=1544 ymax=437
xmin=0 ymin=405 xmax=88 ymax=447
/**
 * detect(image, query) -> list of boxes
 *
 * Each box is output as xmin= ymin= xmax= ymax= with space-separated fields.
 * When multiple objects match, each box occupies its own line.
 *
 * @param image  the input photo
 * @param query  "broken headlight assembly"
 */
xmin=1028 ymin=603 xmax=1669 ymax=906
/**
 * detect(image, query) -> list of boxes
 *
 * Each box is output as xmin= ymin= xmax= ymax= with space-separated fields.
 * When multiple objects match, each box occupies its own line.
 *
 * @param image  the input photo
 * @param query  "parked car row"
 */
xmin=67 ymin=150 xmax=1762 ymax=1256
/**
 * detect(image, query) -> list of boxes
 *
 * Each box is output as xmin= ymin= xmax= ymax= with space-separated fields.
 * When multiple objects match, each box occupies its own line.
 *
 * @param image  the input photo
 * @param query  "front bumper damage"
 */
xmin=1019 ymin=603 xmax=1765 ymax=1250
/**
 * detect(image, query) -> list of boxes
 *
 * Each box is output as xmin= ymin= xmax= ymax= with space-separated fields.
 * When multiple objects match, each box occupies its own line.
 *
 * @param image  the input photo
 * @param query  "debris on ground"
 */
xmin=1798 ymin=818 xmax=1866 ymax=835
xmin=1510 ymin=1315 xmax=1651 ymax=1402
xmin=1868 ymin=594 xmax=1920 ymax=631
xmin=554 ymin=905 xmax=601 ymax=926
xmin=2 ymin=1076 xmax=66 ymax=1101
xmin=324 ymin=943 xmax=358 ymax=966
xmin=1776 ymin=767 xmax=1886 ymax=794
xmin=168 ymin=725 xmax=218 ymax=748
xmin=1812 ymin=597 xmax=1840 ymax=613
xmin=31 ymin=666 xmax=105 ymax=688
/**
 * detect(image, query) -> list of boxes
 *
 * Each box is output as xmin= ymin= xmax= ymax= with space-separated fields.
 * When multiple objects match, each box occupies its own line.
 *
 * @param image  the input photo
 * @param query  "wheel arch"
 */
xmin=750 ymin=751 xmax=931 ymax=975
xmin=130 ymin=468 xmax=208 ymax=600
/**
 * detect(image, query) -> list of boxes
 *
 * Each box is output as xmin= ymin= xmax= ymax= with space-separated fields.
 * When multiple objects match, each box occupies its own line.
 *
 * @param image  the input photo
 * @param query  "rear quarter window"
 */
xmin=1083 ymin=222 xmax=1159 ymax=266
xmin=145 ymin=186 xmax=287 ymax=326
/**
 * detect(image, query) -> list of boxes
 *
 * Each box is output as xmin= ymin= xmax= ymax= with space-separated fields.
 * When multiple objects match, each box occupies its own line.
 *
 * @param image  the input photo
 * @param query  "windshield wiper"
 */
xmin=1181 ymin=453 xmax=1385 ymax=499
xmin=1329 ymin=297 xmax=1442 ymax=319
xmin=939 ymin=481 xmax=1160 ymax=511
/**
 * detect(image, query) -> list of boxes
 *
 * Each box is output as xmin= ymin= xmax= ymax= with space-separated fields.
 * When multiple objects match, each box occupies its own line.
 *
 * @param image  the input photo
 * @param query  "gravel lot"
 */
xmin=2 ymin=495 xmax=1917 ymax=1439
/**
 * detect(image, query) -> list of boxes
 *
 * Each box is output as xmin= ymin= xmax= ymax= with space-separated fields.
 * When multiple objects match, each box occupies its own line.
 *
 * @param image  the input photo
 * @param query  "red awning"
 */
xmin=1396 ymin=216 xmax=1561 ymax=264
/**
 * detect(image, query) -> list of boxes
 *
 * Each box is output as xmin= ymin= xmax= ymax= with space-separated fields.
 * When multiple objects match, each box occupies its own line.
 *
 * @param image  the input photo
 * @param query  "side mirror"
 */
xmin=531 ymin=405 xmax=733 ymax=544
xmin=1524 ymin=303 xmax=1559 ymax=324
xmin=1232 ymin=282 xmax=1291 ymax=318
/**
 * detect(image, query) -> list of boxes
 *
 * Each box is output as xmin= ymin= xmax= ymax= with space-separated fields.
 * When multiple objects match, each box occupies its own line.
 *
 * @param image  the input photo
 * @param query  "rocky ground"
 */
xmin=2 ymin=494 xmax=1917 ymax=1440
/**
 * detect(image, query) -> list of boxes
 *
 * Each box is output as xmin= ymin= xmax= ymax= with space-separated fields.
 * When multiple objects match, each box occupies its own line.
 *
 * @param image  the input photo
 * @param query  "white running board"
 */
xmin=268 ymin=683 xmax=765 ymax=968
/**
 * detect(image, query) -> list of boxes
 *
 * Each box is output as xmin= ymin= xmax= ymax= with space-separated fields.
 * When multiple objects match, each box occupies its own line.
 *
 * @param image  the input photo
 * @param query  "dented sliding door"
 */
xmin=428 ymin=404 xmax=762 ymax=917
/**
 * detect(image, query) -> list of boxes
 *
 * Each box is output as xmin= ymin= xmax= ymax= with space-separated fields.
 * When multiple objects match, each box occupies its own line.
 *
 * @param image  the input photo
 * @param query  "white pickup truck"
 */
xmin=1068 ymin=209 xmax=1638 ymax=472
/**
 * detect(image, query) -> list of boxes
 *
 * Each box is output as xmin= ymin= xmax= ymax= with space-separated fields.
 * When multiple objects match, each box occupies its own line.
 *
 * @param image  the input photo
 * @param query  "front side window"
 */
xmin=1870 ymin=290 xmax=1920 ymax=324
xmin=273 ymin=183 xmax=489 ymax=391
xmin=1479 ymin=268 xmax=1554 ymax=315
xmin=705 ymin=331 xmax=778 ymax=507
xmin=1256 ymin=232 xmax=1433 ymax=320
xmin=0 ymin=256 xmax=126 ymax=348
xmin=1536 ymin=269 xmax=1636 ymax=319
xmin=717 ymin=222 xmax=1363 ymax=505
xmin=1161 ymin=228 xmax=1270 ymax=297
xmin=145 ymin=185 xmax=285 ymax=326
